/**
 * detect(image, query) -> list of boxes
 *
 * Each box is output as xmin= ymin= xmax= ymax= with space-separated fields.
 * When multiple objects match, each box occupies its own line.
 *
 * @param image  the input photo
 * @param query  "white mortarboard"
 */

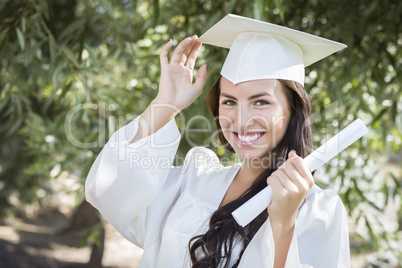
xmin=199 ymin=14 xmax=346 ymax=86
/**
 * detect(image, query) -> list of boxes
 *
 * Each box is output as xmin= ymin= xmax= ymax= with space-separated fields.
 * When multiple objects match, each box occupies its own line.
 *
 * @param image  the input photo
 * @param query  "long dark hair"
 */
xmin=188 ymin=76 xmax=313 ymax=267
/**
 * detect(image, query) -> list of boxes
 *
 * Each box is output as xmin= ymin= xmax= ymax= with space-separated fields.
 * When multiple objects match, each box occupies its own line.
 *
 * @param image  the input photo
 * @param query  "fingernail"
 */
xmin=193 ymin=34 xmax=198 ymax=39
xmin=169 ymin=38 xmax=172 ymax=42
xmin=290 ymin=150 xmax=297 ymax=155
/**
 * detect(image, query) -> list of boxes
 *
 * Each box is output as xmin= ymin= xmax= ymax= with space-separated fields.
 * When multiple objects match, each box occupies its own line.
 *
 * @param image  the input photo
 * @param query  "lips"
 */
xmin=234 ymin=132 xmax=266 ymax=145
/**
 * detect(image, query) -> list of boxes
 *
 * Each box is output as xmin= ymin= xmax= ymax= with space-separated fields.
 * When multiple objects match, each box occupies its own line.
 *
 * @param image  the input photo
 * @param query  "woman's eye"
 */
xmin=255 ymin=99 xmax=270 ymax=106
xmin=221 ymin=100 xmax=236 ymax=106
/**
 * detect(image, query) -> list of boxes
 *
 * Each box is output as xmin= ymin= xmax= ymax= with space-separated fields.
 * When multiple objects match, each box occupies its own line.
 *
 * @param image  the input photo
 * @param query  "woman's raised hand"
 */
xmin=130 ymin=36 xmax=206 ymax=144
xmin=155 ymin=35 xmax=208 ymax=111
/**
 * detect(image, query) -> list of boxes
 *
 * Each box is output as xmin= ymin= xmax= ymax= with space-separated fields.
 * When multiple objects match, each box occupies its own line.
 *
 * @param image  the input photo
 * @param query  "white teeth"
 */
xmin=237 ymin=133 xmax=262 ymax=142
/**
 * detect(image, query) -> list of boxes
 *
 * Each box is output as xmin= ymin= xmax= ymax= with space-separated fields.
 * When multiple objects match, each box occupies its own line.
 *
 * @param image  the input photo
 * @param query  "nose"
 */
xmin=236 ymin=102 xmax=255 ymax=130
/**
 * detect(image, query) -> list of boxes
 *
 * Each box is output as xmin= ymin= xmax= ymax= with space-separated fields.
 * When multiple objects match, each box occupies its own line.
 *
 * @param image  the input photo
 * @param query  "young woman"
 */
xmin=85 ymin=14 xmax=350 ymax=267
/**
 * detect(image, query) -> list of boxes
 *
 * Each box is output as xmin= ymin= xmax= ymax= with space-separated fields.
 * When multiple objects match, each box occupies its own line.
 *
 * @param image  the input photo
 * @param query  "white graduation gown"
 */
xmin=85 ymin=115 xmax=350 ymax=268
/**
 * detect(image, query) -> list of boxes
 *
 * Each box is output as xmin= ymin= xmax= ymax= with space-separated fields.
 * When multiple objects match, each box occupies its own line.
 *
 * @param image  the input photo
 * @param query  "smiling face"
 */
xmin=218 ymin=77 xmax=291 ymax=161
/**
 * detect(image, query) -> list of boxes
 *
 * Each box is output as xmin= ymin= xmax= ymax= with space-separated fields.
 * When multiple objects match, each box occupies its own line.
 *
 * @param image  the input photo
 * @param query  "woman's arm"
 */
xmin=270 ymin=220 xmax=295 ymax=268
xmin=267 ymin=150 xmax=314 ymax=267
xmin=238 ymin=186 xmax=350 ymax=268
xmin=131 ymin=35 xmax=207 ymax=143
xmin=85 ymin=36 xmax=207 ymax=246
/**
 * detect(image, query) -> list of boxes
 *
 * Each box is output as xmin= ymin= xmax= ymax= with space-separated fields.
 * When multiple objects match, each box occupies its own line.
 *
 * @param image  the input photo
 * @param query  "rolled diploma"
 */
xmin=232 ymin=118 xmax=369 ymax=227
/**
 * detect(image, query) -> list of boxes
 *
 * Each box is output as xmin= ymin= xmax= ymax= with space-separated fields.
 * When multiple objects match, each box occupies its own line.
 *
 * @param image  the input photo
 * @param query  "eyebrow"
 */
xmin=220 ymin=92 xmax=272 ymax=100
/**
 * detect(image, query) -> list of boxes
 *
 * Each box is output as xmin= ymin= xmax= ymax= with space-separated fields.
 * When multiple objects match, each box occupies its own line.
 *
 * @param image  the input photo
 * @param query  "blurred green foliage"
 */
xmin=1 ymin=0 xmax=401 ymax=264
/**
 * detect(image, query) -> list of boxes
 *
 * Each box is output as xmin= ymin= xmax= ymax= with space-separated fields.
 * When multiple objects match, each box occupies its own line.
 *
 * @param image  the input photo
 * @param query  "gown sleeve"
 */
xmin=85 ymin=115 xmax=183 ymax=248
xmin=238 ymin=187 xmax=350 ymax=268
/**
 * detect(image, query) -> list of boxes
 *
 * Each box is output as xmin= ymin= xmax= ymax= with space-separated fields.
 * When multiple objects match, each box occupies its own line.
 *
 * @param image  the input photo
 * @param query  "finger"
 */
xmin=276 ymin=150 xmax=296 ymax=170
xmin=267 ymin=175 xmax=284 ymax=190
xmin=160 ymin=40 xmax=173 ymax=67
xmin=185 ymin=41 xmax=202 ymax=69
xmin=288 ymin=156 xmax=314 ymax=187
xmin=278 ymin=151 xmax=296 ymax=170
xmin=181 ymin=36 xmax=199 ymax=65
xmin=267 ymin=175 xmax=286 ymax=201
xmin=280 ymin=160 xmax=309 ymax=191
xmin=193 ymin=64 xmax=207 ymax=91
xmin=170 ymin=37 xmax=191 ymax=63
xmin=274 ymin=169 xmax=298 ymax=192
xmin=288 ymin=150 xmax=297 ymax=158
xmin=171 ymin=36 xmax=197 ymax=64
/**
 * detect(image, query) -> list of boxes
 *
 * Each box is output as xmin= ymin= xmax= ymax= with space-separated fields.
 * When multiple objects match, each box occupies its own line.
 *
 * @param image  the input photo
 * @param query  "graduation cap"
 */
xmin=199 ymin=14 xmax=346 ymax=86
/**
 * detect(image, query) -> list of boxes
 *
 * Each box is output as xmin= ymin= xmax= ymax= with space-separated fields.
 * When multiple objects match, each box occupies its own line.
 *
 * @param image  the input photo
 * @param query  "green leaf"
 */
xmin=16 ymin=28 xmax=25 ymax=51
xmin=99 ymin=0 xmax=115 ymax=19
xmin=58 ymin=19 xmax=85 ymax=42
xmin=102 ymin=94 xmax=120 ymax=105
xmin=390 ymin=171 xmax=401 ymax=199
xmin=61 ymin=46 xmax=80 ymax=67
xmin=36 ymin=0 xmax=50 ymax=20
xmin=0 ymin=94 xmax=9 ymax=111
xmin=22 ymin=17 xmax=26 ymax=33
xmin=49 ymin=37 xmax=56 ymax=64
xmin=273 ymin=0 xmax=284 ymax=22
xmin=7 ymin=116 xmax=23 ymax=137
xmin=84 ymin=43 xmax=100 ymax=70
xmin=0 ymin=27 xmax=10 ymax=43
